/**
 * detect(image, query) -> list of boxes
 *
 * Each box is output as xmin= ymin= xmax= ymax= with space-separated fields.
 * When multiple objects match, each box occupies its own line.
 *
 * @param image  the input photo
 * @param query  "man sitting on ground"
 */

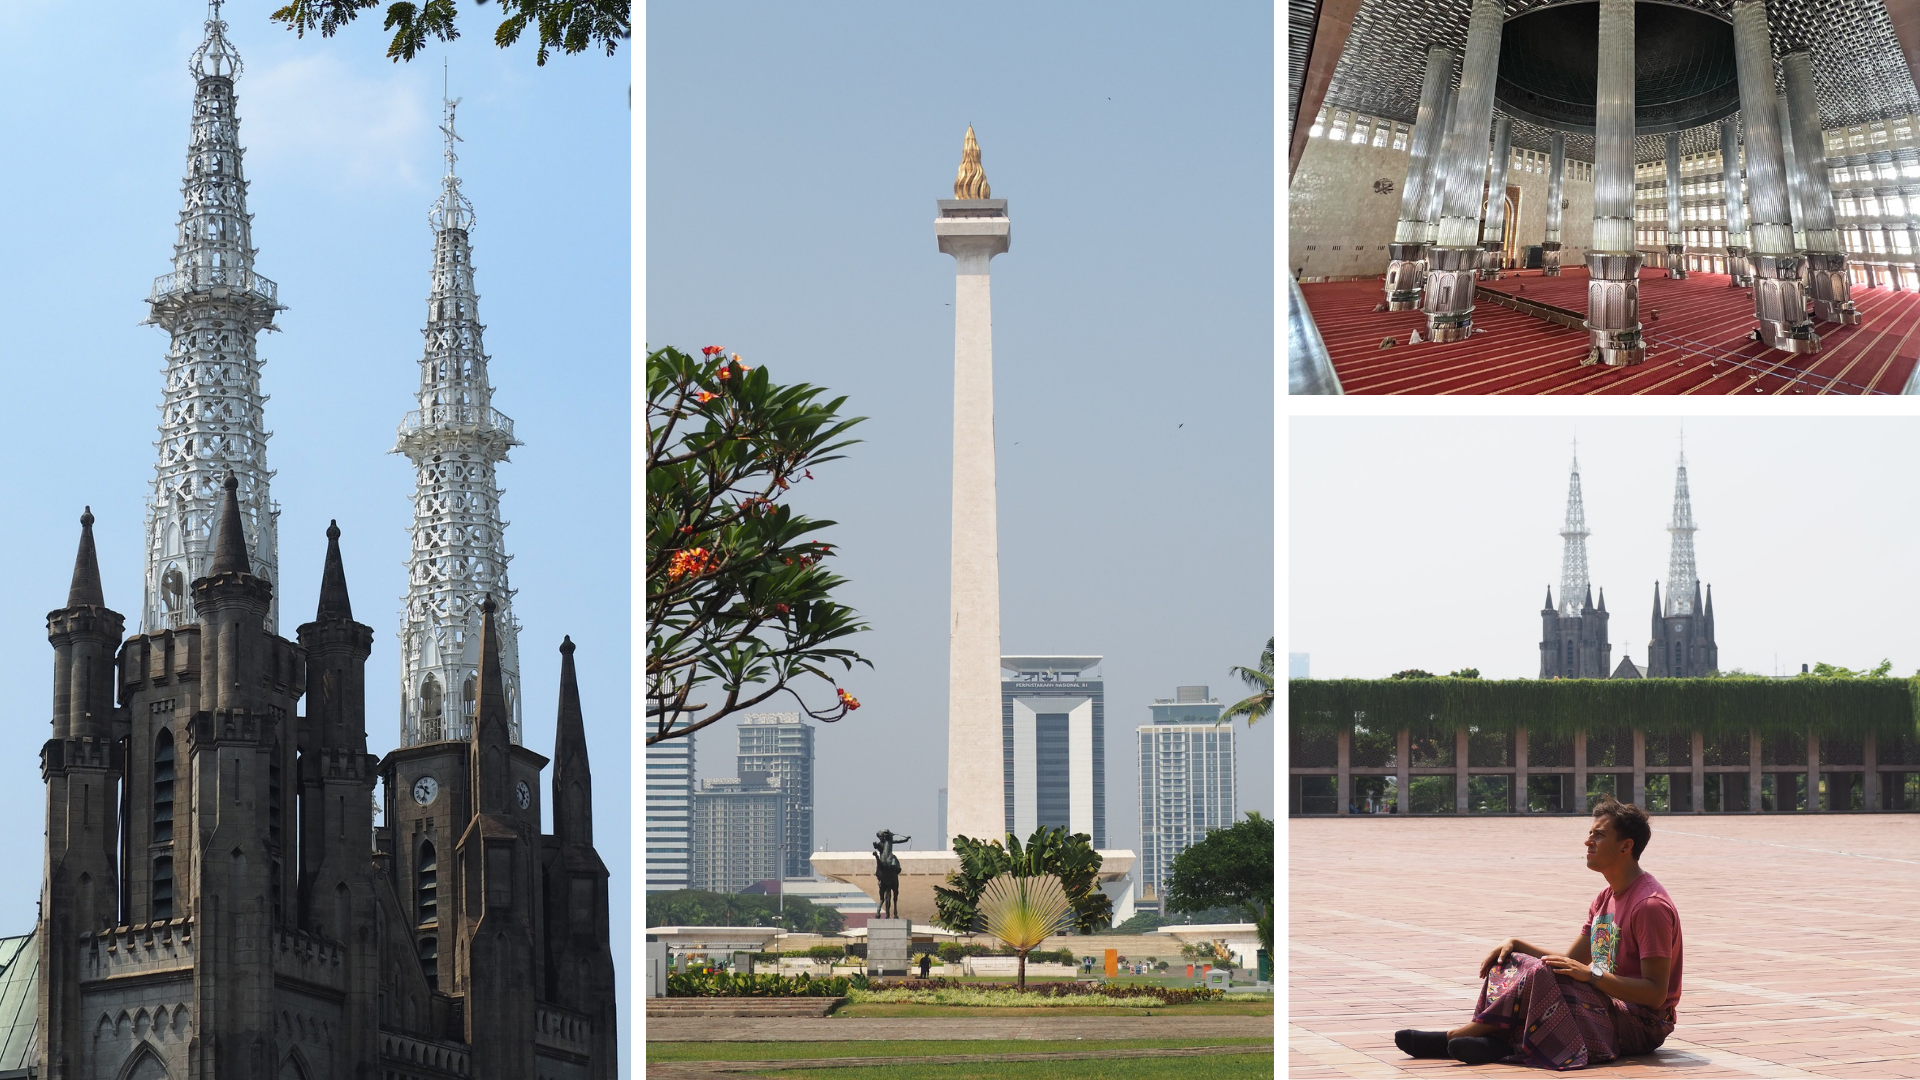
xmin=1394 ymin=796 xmax=1684 ymax=1069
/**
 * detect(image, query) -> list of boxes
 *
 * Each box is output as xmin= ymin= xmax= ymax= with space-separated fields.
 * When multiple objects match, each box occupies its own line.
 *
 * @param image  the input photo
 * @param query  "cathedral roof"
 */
xmin=1611 ymin=656 xmax=1644 ymax=680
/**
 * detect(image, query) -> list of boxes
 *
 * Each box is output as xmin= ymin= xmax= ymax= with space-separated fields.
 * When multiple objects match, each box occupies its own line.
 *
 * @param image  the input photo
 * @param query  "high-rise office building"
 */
xmin=737 ymin=712 xmax=815 ymax=879
xmin=646 ymin=723 xmax=695 ymax=891
xmin=691 ymin=772 xmax=786 ymax=893
xmin=1000 ymin=656 xmax=1105 ymax=848
xmin=1138 ymin=685 xmax=1238 ymax=906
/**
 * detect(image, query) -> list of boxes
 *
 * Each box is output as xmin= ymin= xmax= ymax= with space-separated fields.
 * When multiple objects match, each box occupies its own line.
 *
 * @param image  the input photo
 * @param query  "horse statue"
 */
xmin=872 ymin=828 xmax=910 ymax=920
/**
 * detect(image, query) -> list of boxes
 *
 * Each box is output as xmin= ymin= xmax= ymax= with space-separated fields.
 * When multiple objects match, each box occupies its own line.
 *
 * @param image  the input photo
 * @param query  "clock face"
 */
xmin=515 ymin=780 xmax=532 ymax=810
xmin=412 ymin=776 xmax=439 ymax=806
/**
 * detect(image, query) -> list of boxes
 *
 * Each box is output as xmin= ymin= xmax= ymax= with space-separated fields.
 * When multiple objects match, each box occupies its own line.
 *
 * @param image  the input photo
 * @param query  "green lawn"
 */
xmin=830 ymin=1000 xmax=1274 ymax=1018
xmin=647 ymin=1038 xmax=1275 ymax=1063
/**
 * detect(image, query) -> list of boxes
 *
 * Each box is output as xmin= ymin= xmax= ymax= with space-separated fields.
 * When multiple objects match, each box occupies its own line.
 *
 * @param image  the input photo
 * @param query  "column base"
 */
xmin=1750 ymin=253 xmax=1821 ymax=354
xmin=1666 ymin=244 xmax=1687 ymax=279
xmin=1724 ymin=246 xmax=1751 ymax=288
xmin=1383 ymin=242 xmax=1426 ymax=311
xmin=1583 ymin=252 xmax=1645 ymax=366
xmin=1421 ymin=247 xmax=1478 ymax=341
xmin=1806 ymin=251 xmax=1861 ymax=325
xmin=1476 ymin=241 xmax=1503 ymax=281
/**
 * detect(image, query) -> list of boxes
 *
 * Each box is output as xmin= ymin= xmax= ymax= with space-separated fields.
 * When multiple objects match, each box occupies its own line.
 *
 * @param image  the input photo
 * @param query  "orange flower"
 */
xmin=696 ymin=391 xmax=719 ymax=404
xmin=717 ymin=367 xmax=731 ymax=381
xmin=667 ymin=547 xmax=718 ymax=580
xmin=837 ymin=688 xmax=861 ymax=710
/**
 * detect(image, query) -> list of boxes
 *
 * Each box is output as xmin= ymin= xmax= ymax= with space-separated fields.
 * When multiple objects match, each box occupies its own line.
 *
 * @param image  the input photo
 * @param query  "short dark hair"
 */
xmin=1590 ymin=796 xmax=1651 ymax=860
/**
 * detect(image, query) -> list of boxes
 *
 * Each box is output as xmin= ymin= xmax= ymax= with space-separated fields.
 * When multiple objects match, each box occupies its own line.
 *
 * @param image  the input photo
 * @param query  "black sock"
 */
xmin=1448 ymin=1036 xmax=1511 ymax=1065
xmin=1393 ymin=1030 xmax=1449 ymax=1058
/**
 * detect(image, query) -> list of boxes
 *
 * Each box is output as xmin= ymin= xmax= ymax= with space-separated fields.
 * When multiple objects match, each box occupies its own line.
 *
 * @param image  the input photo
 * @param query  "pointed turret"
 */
xmin=1598 ymin=586 xmax=1607 ymax=612
xmin=1544 ymin=585 xmax=1554 ymax=611
xmin=552 ymin=636 xmax=593 ymax=848
xmin=1665 ymin=439 xmax=1698 ymax=616
xmin=209 ymin=473 xmax=251 ymax=576
xmin=1585 ymin=583 xmax=1595 ymax=612
xmin=316 ymin=520 xmax=352 ymax=621
xmin=470 ymin=595 xmax=514 ymax=815
xmin=1558 ymin=444 xmax=1591 ymax=617
xmin=68 ymin=507 xmax=105 ymax=609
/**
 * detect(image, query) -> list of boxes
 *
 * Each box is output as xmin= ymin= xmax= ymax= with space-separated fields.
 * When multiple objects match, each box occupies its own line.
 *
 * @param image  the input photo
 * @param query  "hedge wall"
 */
xmin=1289 ymin=678 xmax=1920 ymax=742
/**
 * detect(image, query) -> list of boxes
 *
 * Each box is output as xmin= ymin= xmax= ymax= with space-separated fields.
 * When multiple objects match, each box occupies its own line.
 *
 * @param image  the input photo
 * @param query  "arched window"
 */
xmin=1674 ymin=641 xmax=1683 ymax=675
xmin=461 ymin=675 xmax=477 ymax=718
xmin=152 ymin=856 xmax=174 ymax=921
xmin=161 ymin=565 xmax=185 ymax=615
xmin=153 ymin=730 xmax=175 ymax=844
xmin=418 ymin=841 xmax=438 ymax=924
xmin=420 ymin=676 xmax=443 ymax=742
xmin=418 ymin=936 xmax=438 ymax=990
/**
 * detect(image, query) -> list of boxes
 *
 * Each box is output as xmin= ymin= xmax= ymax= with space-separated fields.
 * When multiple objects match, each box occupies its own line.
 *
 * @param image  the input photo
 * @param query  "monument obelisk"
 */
xmin=938 ymin=126 xmax=1011 ymax=850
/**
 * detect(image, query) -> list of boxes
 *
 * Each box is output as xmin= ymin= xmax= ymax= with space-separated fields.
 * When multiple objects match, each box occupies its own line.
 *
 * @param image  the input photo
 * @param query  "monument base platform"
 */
xmin=865 ymin=918 xmax=911 ymax=976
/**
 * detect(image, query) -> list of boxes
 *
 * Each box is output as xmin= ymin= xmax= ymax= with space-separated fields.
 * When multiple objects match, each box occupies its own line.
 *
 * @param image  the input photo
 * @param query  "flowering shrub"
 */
xmin=667 ymin=970 xmax=871 ymax=997
xmin=860 ymin=979 xmax=1224 ymax=1005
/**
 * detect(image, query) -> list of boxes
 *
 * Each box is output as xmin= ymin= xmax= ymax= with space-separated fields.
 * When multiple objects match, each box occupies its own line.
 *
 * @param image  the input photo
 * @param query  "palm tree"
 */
xmin=979 ymin=873 xmax=1076 ymax=990
xmin=1219 ymin=637 xmax=1274 ymax=726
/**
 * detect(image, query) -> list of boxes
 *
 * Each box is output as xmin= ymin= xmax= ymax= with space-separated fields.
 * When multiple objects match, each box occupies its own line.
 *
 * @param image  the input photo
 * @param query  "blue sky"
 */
xmin=0 ymin=0 xmax=628 ymax=1030
xmin=647 ymin=2 xmax=1276 ymax=870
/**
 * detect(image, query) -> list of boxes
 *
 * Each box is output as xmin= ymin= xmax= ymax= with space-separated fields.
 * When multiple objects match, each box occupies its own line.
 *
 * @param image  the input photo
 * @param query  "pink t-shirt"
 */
xmin=1583 ymin=871 xmax=1683 ymax=1014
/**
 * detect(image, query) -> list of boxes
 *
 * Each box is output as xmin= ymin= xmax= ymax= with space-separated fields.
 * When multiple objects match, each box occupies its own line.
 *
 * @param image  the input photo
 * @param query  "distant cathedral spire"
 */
xmin=1665 ymin=435 xmax=1698 ymax=616
xmin=1558 ymin=441 xmax=1590 ymax=616
xmin=397 ymin=80 xmax=524 ymax=746
xmin=142 ymin=0 xmax=284 ymax=634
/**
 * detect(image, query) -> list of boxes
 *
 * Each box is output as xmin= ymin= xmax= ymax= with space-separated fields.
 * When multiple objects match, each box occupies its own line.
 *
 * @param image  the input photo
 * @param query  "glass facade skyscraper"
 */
xmin=1138 ymin=686 xmax=1238 ymax=905
xmin=737 ymin=712 xmax=815 ymax=880
xmin=645 ymin=723 xmax=695 ymax=892
xmin=1000 ymin=656 xmax=1105 ymax=848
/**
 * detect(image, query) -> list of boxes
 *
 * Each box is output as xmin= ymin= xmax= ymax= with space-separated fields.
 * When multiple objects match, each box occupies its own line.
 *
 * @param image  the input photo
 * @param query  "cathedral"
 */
xmin=1537 ymin=445 xmax=1717 ymax=679
xmin=1288 ymin=0 xmax=1920 ymax=395
xmin=32 ymin=7 xmax=615 ymax=1079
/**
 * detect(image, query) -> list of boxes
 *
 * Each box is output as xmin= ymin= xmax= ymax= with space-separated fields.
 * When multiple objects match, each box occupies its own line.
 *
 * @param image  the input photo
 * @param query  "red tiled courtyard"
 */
xmin=1299 ymin=268 xmax=1920 ymax=394
xmin=1290 ymin=815 xmax=1920 ymax=1077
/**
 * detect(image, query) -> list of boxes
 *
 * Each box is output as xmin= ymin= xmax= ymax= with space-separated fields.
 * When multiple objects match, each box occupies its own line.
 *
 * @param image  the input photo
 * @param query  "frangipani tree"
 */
xmin=979 ymin=873 xmax=1076 ymax=990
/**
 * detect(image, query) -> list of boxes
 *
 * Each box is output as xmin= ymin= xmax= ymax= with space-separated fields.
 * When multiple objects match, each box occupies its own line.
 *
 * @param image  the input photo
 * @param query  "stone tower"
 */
xmin=397 ymin=90 xmax=524 ymax=748
xmin=143 ymin=0 xmax=284 ymax=637
xmin=1539 ymin=448 xmax=1612 ymax=678
xmin=940 ymin=126 xmax=1011 ymax=847
xmin=1647 ymin=444 xmax=1718 ymax=676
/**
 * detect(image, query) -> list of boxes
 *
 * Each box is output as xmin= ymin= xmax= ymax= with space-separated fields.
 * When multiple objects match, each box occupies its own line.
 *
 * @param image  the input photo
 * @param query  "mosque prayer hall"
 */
xmin=1287 ymin=0 xmax=1920 ymax=394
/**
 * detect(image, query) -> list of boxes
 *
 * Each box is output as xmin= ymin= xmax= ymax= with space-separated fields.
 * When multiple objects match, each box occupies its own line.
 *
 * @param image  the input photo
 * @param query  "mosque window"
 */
xmin=1872 ymin=123 xmax=1889 ymax=144
xmin=1372 ymin=123 xmax=1389 ymax=147
xmin=1328 ymin=111 xmax=1349 ymax=142
xmin=1889 ymin=195 xmax=1907 ymax=217
xmin=1309 ymin=108 xmax=1326 ymax=139
xmin=1839 ymin=197 xmax=1858 ymax=217
xmin=1895 ymin=231 xmax=1912 ymax=254
xmin=1881 ymin=162 xmax=1899 ymax=180
xmin=1392 ymin=124 xmax=1409 ymax=151
xmin=1864 ymin=195 xmax=1882 ymax=216
xmin=1896 ymin=122 xmax=1914 ymax=141
xmin=1850 ymin=126 xmax=1867 ymax=147
xmin=1351 ymin=116 xmax=1372 ymax=144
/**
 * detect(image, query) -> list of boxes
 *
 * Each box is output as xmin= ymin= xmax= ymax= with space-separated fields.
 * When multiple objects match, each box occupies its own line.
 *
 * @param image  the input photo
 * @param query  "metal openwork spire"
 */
xmin=397 ymin=82 xmax=524 ymax=747
xmin=143 ymin=1 xmax=284 ymax=634
xmin=1559 ymin=441 xmax=1591 ymax=616
xmin=1665 ymin=432 xmax=1699 ymax=616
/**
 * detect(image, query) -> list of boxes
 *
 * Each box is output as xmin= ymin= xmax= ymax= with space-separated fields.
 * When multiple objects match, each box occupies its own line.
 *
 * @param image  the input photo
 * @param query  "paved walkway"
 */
xmin=648 ymin=1015 xmax=1275 ymax=1041
xmin=1291 ymin=815 xmax=1920 ymax=1077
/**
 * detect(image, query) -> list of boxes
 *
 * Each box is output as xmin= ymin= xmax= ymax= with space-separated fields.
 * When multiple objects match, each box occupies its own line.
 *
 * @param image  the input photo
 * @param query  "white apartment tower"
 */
xmin=1138 ymin=686 xmax=1238 ymax=905
xmin=645 ymin=724 xmax=696 ymax=891
xmin=396 ymin=92 xmax=525 ymax=746
xmin=737 ymin=713 xmax=815 ymax=880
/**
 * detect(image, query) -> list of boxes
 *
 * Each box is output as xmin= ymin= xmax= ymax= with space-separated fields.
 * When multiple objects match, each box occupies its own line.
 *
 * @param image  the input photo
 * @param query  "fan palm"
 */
xmin=979 ymin=873 xmax=1076 ymax=990
xmin=1220 ymin=637 xmax=1274 ymax=726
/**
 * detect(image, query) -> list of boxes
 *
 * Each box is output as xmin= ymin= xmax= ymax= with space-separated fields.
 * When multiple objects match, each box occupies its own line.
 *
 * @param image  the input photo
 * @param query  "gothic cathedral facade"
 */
xmin=35 ymin=8 xmax=615 ymax=1078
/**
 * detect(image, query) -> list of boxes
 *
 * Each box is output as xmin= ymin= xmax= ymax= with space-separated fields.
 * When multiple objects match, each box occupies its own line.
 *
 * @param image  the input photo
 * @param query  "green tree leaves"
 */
xmin=1164 ymin=812 xmax=1274 ymax=959
xmin=1220 ymin=637 xmax=1275 ymax=726
xmin=647 ymin=346 xmax=871 ymax=745
xmin=270 ymin=0 xmax=628 ymax=65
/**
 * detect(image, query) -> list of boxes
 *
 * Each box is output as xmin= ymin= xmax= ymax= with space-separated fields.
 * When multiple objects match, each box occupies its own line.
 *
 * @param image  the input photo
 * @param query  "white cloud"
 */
xmin=238 ymin=52 xmax=432 ymax=190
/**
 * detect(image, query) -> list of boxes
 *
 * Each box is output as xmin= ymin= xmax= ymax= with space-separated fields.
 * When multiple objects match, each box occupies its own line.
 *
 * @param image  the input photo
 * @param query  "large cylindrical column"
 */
xmin=1778 ymin=93 xmax=1809 ymax=252
xmin=1479 ymin=116 xmax=1514 ymax=280
xmin=1784 ymin=47 xmax=1860 ymax=324
xmin=1732 ymin=0 xmax=1818 ymax=352
xmin=1720 ymin=120 xmax=1752 ymax=287
xmin=1423 ymin=87 xmax=1458 ymax=245
xmin=1421 ymin=0 xmax=1505 ymax=341
xmin=1386 ymin=46 xmax=1455 ymax=311
xmin=1543 ymin=131 xmax=1567 ymax=275
xmin=1665 ymin=133 xmax=1688 ymax=279
xmin=1584 ymin=0 xmax=1645 ymax=366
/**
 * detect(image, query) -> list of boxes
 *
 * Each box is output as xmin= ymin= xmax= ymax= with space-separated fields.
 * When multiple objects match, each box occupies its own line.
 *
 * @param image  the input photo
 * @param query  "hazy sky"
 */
xmin=646 ymin=1 xmax=1276 ymax=868
xmin=0 ymin=0 xmax=628 ymax=1020
xmin=1291 ymin=416 xmax=1920 ymax=680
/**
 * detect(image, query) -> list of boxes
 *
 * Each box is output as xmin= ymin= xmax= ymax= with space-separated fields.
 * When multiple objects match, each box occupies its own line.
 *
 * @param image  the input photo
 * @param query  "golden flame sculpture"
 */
xmin=954 ymin=125 xmax=991 ymax=199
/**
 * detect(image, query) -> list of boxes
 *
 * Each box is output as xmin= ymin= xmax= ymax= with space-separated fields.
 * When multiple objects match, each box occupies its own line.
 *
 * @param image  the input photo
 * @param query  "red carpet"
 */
xmin=1302 ymin=267 xmax=1920 ymax=394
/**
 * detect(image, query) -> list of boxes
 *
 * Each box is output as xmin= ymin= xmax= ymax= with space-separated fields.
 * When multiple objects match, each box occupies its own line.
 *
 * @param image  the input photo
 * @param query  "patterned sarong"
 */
xmin=1471 ymin=953 xmax=1675 ymax=1071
